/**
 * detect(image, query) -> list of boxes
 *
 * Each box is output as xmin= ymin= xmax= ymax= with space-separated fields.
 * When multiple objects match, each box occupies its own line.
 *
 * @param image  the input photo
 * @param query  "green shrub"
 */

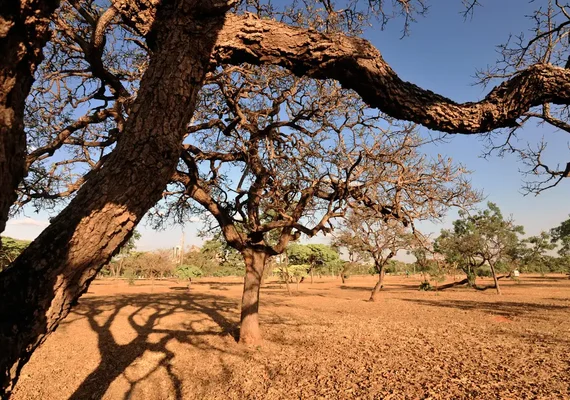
xmin=475 ymin=266 xmax=492 ymax=277
xmin=175 ymin=264 xmax=203 ymax=280
xmin=419 ymin=280 xmax=432 ymax=291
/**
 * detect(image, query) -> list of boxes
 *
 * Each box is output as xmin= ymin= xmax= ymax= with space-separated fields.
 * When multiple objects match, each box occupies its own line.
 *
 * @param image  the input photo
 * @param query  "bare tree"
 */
xmin=18 ymin=0 xmax=143 ymax=212
xmin=150 ymin=63 xmax=454 ymax=343
xmin=334 ymin=132 xmax=480 ymax=301
xmin=336 ymin=215 xmax=411 ymax=301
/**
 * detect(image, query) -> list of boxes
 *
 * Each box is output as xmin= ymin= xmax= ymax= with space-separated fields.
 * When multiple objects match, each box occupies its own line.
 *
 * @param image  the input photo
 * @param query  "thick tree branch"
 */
xmin=213 ymin=14 xmax=570 ymax=134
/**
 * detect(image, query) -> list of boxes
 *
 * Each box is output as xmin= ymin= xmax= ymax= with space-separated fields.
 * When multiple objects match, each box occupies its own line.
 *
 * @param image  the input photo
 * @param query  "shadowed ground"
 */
xmin=11 ymin=274 xmax=570 ymax=399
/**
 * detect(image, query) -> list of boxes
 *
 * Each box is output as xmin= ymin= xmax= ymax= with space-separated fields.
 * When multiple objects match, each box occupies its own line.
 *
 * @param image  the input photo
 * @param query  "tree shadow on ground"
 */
xmin=339 ymin=284 xmax=418 ymax=292
xmin=187 ymin=281 xmax=243 ymax=286
xmin=262 ymin=284 xmax=289 ymax=290
xmin=65 ymin=291 xmax=245 ymax=400
xmin=401 ymin=299 xmax=569 ymax=319
xmin=510 ymin=282 xmax=570 ymax=288
xmin=500 ymin=326 xmax=570 ymax=347
xmin=518 ymin=276 xmax=568 ymax=282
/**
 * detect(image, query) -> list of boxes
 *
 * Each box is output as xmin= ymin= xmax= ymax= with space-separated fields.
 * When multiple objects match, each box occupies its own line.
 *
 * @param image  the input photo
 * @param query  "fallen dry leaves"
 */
xmin=12 ymin=274 xmax=570 ymax=399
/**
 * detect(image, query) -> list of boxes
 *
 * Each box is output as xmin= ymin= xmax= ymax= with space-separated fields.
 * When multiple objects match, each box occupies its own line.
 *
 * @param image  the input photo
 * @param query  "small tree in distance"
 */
xmin=436 ymin=203 xmax=524 ymax=294
xmin=335 ymin=213 xmax=412 ymax=301
xmin=522 ymin=232 xmax=556 ymax=275
xmin=550 ymin=216 xmax=570 ymax=278
xmin=287 ymin=243 xmax=340 ymax=284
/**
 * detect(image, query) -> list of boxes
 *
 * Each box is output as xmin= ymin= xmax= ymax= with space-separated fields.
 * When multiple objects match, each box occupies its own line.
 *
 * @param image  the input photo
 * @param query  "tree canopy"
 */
xmin=551 ymin=215 xmax=570 ymax=257
xmin=435 ymin=202 xmax=525 ymax=294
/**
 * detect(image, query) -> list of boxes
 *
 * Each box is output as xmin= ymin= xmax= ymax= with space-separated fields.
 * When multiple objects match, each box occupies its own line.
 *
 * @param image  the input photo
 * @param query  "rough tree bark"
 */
xmin=369 ymin=265 xmax=386 ymax=302
xmin=0 ymin=1 xmax=228 ymax=395
xmin=213 ymin=14 xmax=570 ymax=134
xmin=239 ymin=247 xmax=268 ymax=345
xmin=0 ymin=0 xmax=60 ymax=236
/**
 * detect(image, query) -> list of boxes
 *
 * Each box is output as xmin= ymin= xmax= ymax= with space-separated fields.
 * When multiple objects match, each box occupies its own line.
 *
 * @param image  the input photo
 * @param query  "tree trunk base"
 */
xmin=239 ymin=248 xmax=266 ymax=346
xmin=369 ymin=270 xmax=384 ymax=301
xmin=239 ymin=318 xmax=263 ymax=346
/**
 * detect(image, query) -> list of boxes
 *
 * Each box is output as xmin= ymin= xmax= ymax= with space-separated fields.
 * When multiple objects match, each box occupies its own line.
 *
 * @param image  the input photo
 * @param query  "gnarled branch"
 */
xmin=213 ymin=14 xmax=570 ymax=134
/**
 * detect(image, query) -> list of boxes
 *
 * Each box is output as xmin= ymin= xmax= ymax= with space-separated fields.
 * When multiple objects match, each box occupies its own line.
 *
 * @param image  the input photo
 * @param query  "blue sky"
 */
xmin=4 ymin=0 xmax=569 ymax=252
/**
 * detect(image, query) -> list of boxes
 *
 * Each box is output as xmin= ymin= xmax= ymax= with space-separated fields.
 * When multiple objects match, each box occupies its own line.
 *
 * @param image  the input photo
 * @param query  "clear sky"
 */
xmin=3 ymin=0 xmax=569 ymax=253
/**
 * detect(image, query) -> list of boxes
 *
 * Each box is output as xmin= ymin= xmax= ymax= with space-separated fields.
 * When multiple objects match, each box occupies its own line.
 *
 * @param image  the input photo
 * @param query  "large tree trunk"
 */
xmin=369 ymin=265 xmax=385 ymax=302
xmin=239 ymin=247 xmax=268 ymax=345
xmin=488 ymin=262 xmax=502 ymax=295
xmin=0 ymin=0 xmax=60 ymax=237
xmin=0 ymin=2 xmax=227 ymax=395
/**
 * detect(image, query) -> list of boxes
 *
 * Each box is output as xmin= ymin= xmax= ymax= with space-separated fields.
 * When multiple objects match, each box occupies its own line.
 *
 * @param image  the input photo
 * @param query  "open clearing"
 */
xmin=12 ymin=274 xmax=570 ymax=399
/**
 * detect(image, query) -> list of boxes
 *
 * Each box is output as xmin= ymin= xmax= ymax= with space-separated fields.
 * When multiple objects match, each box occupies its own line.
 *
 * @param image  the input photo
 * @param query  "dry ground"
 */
xmin=12 ymin=274 xmax=570 ymax=400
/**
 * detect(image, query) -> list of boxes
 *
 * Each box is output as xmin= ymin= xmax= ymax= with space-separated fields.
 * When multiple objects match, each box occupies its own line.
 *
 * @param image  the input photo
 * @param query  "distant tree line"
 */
xmin=431 ymin=204 xmax=570 ymax=293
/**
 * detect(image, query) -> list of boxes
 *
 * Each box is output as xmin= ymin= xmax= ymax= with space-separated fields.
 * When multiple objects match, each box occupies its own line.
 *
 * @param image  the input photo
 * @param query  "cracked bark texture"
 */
xmin=0 ymin=0 xmax=60 ymax=236
xmin=213 ymin=14 xmax=570 ymax=134
xmin=0 ymin=1 xmax=227 ymax=396
xmin=106 ymin=6 xmax=570 ymax=135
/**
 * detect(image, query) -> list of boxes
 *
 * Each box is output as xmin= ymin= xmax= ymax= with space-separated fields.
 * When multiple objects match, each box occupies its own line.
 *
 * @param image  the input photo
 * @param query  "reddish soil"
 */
xmin=12 ymin=274 xmax=570 ymax=399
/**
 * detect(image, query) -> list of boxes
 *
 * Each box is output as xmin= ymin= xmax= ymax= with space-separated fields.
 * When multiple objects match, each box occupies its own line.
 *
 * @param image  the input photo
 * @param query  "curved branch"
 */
xmin=213 ymin=14 xmax=570 ymax=134
xmin=26 ymin=109 xmax=114 ymax=167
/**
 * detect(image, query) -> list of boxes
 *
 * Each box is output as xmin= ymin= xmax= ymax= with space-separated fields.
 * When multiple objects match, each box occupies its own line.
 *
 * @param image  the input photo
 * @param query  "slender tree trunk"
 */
xmin=369 ymin=265 xmax=385 ymax=302
xmin=284 ymin=273 xmax=292 ymax=296
xmin=0 ymin=3 xmax=226 ymax=395
xmin=489 ymin=262 xmax=502 ymax=295
xmin=118 ymin=258 xmax=124 ymax=278
xmin=0 ymin=0 xmax=60 ymax=238
xmin=310 ymin=267 xmax=314 ymax=284
xmin=282 ymin=267 xmax=292 ymax=296
xmin=239 ymin=247 xmax=267 ymax=345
